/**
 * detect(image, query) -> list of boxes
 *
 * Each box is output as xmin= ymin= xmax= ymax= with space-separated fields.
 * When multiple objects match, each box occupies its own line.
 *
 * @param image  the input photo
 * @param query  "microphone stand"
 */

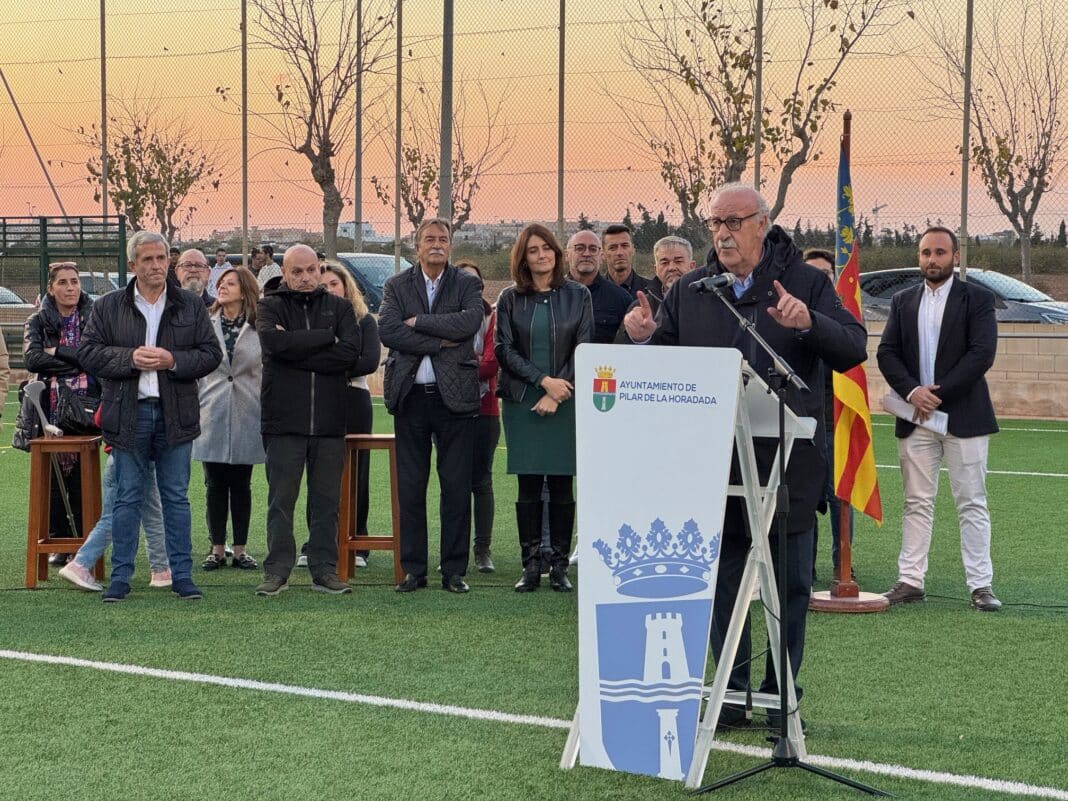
xmin=691 ymin=285 xmax=888 ymax=797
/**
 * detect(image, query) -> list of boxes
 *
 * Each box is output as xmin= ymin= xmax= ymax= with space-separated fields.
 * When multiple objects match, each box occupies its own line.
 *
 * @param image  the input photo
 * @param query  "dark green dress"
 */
xmin=502 ymin=294 xmax=577 ymax=475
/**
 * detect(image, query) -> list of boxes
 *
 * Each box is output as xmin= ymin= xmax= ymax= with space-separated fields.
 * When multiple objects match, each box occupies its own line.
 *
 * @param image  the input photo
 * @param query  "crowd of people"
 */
xmin=16 ymin=183 xmax=1003 ymax=724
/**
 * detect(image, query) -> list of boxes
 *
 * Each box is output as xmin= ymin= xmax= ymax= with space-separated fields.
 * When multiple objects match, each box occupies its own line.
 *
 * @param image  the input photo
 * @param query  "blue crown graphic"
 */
xmin=592 ymin=518 xmax=721 ymax=599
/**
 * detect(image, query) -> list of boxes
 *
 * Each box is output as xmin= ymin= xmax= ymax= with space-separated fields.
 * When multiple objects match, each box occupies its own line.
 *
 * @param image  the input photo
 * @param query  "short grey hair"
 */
xmin=712 ymin=182 xmax=771 ymax=235
xmin=414 ymin=217 xmax=451 ymax=245
xmin=653 ymin=235 xmax=693 ymax=262
xmin=127 ymin=230 xmax=169 ymax=263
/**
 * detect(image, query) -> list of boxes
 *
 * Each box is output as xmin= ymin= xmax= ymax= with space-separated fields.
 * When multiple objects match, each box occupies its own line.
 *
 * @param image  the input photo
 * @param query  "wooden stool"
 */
xmin=26 ymin=435 xmax=104 ymax=588
xmin=337 ymin=433 xmax=403 ymax=584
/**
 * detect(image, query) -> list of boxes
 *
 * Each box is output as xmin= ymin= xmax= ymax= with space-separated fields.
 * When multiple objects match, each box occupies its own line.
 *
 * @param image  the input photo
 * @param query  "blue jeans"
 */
xmin=822 ymin=427 xmax=854 ymax=568
xmin=75 ymin=454 xmax=168 ymax=573
xmin=110 ymin=401 xmax=193 ymax=584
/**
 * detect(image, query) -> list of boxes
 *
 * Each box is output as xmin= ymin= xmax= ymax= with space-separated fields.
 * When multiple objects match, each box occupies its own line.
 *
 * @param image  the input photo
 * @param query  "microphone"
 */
xmin=689 ymin=273 xmax=736 ymax=293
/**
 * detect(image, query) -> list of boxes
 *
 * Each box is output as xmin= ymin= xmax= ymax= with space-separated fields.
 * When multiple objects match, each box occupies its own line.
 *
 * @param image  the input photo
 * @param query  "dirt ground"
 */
xmin=1030 ymin=274 xmax=1068 ymax=301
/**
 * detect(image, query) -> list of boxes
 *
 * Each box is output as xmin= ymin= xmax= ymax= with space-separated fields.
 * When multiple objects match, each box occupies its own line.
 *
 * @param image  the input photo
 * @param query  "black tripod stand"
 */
xmin=690 ymin=285 xmax=889 ymax=797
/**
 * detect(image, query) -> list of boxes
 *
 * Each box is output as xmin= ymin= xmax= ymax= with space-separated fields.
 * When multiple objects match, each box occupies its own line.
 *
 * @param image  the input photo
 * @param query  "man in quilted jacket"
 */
xmin=379 ymin=218 xmax=483 ymax=594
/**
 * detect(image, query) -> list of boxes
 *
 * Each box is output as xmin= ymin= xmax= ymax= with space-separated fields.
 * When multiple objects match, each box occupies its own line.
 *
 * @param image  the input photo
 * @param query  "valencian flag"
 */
xmin=832 ymin=139 xmax=883 ymax=524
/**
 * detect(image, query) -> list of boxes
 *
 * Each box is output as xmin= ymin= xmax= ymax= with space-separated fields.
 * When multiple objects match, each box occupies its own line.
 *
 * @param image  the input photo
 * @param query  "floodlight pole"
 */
xmin=752 ymin=0 xmax=763 ymax=190
xmin=959 ymin=0 xmax=974 ymax=280
xmin=100 ymin=0 xmax=108 ymax=219
xmin=438 ymin=0 xmax=454 ymax=226
xmin=557 ymin=0 xmax=565 ymax=242
xmin=393 ymin=0 xmax=403 ymax=274
xmin=354 ymin=0 xmax=364 ymax=251
xmin=241 ymin=0 xmax=249 ymax=265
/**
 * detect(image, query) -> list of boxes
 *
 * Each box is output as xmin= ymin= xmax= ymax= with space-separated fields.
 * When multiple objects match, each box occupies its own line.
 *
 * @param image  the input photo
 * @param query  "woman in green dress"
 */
xmin=495 ymin=223 xmax=593 ymax=592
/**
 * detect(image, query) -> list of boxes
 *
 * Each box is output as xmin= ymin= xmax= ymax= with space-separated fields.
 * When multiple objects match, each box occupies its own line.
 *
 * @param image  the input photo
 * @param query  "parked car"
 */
xmin=859 ymin=268 xmax=1068 ymax=324
xmin=253 ymin=251 xmax=406 ymax=314
xmin=78 ymin=272 xmax=122 ymax=300
xmin=335 ymin=253 xmax=410 ymax=314
xmin=0 ymin=286 xmax=32 ymax=307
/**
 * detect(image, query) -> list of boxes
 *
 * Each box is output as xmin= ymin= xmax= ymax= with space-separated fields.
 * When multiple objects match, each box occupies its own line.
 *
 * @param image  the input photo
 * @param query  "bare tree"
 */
xmin=621 ymin=0 xmax=900 ymax=222
xmin=247 ymin=0 xmax=395 ymax=258
xmin=79 ymin=97 xmax=223 ymax=242
xmin=370 ymin=77 xmax=513 ymax=233
xmin=926 ymin=1 xmax=1068 ymax=283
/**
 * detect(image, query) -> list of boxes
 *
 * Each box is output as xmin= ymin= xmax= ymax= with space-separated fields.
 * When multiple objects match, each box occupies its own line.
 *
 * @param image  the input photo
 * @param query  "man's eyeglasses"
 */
xmin=570 ymin=244 xmax=600 ymax=253
xmin=176 ymin=261 xmax=209 ymax=271
xmin=709 ymin=212 xmax=760 ymax=231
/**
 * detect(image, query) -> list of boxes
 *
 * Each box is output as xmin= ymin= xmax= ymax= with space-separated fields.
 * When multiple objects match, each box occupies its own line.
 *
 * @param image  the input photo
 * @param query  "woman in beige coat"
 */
xmin=193 ymin=267 xmax=266 ymax=570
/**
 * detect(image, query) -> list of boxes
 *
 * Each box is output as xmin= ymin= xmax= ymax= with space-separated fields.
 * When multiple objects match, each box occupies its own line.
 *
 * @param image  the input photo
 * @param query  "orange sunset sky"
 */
xmin=2 ymin=0 xmax=1065 ymax=242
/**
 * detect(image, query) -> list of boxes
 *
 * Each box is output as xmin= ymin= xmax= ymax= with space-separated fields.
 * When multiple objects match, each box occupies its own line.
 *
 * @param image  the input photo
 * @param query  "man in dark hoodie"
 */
xmin=254 ymin=244 xmax=361 ymax=597
xmin=624 ymin=182 xmax=868 ymax=727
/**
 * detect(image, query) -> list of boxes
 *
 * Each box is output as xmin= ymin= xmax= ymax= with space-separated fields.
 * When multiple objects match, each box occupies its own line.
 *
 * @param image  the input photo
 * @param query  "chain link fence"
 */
xmin=2 ymin=0 xmax=1066 ymax=287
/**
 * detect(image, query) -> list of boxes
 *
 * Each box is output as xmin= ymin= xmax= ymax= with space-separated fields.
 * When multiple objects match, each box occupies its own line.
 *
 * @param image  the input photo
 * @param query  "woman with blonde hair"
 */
xmin=319 ymin=261 xmax=382 ymax=566
xmin=194 ymin=267 xmax=265 ymax=570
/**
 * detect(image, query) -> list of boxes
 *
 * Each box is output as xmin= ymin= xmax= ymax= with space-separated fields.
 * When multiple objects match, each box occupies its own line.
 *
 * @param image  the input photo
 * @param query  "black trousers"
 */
xmin=263 ymin=434 xmax=344 ymax=579
xmin=202 ymin=462 xmax=254 ymax=546
xmin=345 ymin=386 xmax=374 ymax=538
xmin=394 ymin=386 xmax=475 ymax=578
xmin=710 ymin=510 xmax=815 ymax=699
xmin=471 ymin=414 xmax=500 ymax=550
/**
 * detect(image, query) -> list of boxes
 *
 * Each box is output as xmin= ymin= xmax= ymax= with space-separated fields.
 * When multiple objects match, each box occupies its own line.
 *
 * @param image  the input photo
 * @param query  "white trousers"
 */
xmin=897 ymin=427 xmax=994 ymax=591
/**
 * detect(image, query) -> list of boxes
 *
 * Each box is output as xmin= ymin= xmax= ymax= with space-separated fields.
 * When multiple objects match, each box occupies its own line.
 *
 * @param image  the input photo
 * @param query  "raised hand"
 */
xmin=623 ymin=291 xmax=656 ymax=341
xmin=766 ymin=280 xmax=812 ymax=330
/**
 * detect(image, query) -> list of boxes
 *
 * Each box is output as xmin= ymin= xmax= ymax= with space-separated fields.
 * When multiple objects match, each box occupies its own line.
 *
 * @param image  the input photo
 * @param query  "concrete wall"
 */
xmin=863 ymin=322 xmax=1068 ymax=421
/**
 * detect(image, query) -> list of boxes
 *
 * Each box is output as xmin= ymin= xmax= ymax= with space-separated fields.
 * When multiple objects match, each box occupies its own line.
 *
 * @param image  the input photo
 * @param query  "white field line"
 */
xmin=870 ymin=422 xmax=1068 ymax=434
xmin=875 ymin=464 xmax=1068 ymax=479
xmin=1 ymin=649 xmax=1065 ymax=800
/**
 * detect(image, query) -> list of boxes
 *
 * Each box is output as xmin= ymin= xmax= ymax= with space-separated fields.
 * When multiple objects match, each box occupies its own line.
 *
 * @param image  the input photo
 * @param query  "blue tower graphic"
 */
xmin=593 ymin=518 xmax=721 ymax=780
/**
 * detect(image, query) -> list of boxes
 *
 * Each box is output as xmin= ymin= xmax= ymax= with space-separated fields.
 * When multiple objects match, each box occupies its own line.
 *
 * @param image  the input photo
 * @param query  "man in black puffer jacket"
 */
xmin=254 ymin=244 xmax=361 ymax=597
xmin=624 ymin=183 xmax=867 ymax=725
xmin=79 ymin=231 xmax=222 ymax=602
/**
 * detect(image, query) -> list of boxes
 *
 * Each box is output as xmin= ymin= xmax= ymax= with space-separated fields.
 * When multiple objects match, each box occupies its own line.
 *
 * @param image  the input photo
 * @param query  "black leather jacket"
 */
xmin=24 ymin=292 xmax=95 ymax=377
xmin=494 ymin=279 xmax=593 ymax=403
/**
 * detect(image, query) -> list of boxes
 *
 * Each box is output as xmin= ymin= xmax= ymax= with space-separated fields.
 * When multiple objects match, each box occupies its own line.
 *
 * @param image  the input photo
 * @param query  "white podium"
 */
xmin=559 ymin=344 xmax=815 ymax=788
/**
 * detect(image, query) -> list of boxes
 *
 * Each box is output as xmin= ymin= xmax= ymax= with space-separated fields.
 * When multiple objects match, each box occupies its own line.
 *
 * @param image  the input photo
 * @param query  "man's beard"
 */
xmin=183 ymin=279 xmax=205 ymax=294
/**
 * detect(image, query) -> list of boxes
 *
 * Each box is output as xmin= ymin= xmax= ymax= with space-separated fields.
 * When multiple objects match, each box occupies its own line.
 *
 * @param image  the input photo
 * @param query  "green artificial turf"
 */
xmin=0 ymin=387 xmax=1065 ymax=800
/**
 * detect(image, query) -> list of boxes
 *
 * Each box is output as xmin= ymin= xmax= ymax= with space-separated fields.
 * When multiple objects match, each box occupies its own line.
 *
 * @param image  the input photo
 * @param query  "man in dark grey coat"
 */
xmin=624 ymin=183 xmax=868 ymax=727
xmin=379 ymin=218 xmax=483 ymax=594
xmin=79 ymin=231 xmax=222 ymax=602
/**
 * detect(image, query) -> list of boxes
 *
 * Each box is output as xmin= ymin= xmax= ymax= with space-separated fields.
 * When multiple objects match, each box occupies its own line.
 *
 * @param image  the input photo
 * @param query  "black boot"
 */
xmin=514 ymin=501 xmax=542 ymax=592
xmin=473 ymin=492 xmax=495 ymax=573
xmin=548 ymin=501 xmax=575 ymax=592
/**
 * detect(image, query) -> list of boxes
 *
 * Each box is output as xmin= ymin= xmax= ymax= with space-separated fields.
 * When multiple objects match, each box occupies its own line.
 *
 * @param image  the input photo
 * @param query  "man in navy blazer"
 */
xmin=877 ymin=226 xmax=1001 ymax=611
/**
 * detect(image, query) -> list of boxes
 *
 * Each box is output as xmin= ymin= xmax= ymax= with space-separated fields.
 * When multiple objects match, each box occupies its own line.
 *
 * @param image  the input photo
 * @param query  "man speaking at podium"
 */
xmin=623 ymin=182 xmax=867 ymax=723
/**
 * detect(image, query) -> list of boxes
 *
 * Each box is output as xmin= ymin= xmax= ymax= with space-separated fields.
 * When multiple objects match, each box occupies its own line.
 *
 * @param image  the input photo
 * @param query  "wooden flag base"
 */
xmin=809 ymin=585 xmax=890 ymax=613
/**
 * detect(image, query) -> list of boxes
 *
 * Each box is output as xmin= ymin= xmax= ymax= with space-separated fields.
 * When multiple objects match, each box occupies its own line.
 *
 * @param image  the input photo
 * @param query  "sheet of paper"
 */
xmin=882 ymin=391 xmax=949 ymax=436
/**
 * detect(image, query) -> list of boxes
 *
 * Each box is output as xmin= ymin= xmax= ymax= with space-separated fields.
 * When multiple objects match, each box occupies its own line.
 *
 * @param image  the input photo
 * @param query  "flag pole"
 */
xmin=810 ymin=110 xmax=889 ymax=614
xmin=833 ymin=111 xmax=860 ymax=600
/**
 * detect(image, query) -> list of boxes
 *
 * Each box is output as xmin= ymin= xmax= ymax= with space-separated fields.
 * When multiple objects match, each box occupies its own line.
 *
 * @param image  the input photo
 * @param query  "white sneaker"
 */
xmin=354 ymin=555 xmax=367 ymax=568
xmin=296 ymin=554 xmax=308 ymax=568
xmin=57 ymin=562 xmax=103 ymax=592
xmin=149 ymin=569 xmax=173 ymax=588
